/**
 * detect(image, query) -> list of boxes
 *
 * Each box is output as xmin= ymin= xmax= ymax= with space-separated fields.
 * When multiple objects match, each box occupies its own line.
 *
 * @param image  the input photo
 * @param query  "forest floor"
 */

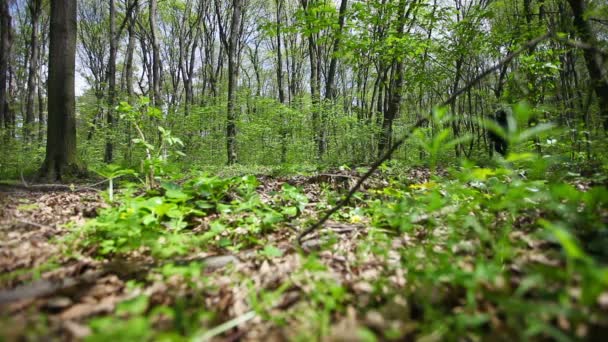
xmin=0 ymin=167 xmax=607 ymax=341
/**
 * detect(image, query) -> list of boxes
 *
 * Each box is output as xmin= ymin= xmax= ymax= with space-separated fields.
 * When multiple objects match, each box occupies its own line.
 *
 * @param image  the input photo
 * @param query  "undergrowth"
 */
xmin=3 ymin=108 xmax=607 ymax=341
xmin=52 ymin=151 xmax=608 ymax=341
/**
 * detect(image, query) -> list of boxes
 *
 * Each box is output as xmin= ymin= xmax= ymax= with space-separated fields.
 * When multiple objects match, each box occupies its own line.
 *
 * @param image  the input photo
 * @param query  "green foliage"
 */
xmin=357 ymin=154 xmax=608 ymax=340
xmin=74 ymin=174 xmax=312 ymax=257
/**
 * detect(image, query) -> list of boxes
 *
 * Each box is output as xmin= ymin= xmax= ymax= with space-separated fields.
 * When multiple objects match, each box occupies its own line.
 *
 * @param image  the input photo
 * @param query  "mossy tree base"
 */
xmin=38 ymin=158 xmax=86 ymax=183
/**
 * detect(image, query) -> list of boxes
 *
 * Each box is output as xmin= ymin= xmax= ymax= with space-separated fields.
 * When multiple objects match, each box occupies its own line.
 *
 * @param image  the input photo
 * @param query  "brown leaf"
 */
xmin=59 ymin=296 xmax=118 ymax=320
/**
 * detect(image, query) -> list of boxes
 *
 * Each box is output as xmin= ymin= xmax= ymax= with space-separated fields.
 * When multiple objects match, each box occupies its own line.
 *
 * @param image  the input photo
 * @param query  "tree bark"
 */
xmin=0 ymin=1 xmax=11 ymax=130
xmin=25 ymin=0 xmax=42 ymax=141
xmin=104 ymin=0 xmax=117 ymax=163
xmin=227 ymin=0 xmax=243 ymax=165
xmin=122 ymin=0 xmax=137 ymax=100
xmin=149 ymin=0 xmax=162 ymax=106
xmin=378 ymin=0 xmax=410 ymax=156
xmin=40 ymin=0 xmax=82 ymax=181
xmin=567 ymin=0 xmax=608 ymax=131
xmin=324 ymin=0 xmax=348 ymax=101
xmin=216 ymin=0 xmax=243 ymax=164
xmin=275 ymin=0 xmax=287 ymax=163
xmin=300 ymin=0 xmax=323 ymax=159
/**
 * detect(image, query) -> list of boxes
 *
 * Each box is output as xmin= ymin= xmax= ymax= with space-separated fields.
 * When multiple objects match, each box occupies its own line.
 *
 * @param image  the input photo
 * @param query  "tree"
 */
xmin=275 ymin=0 xmax=287 ymax=162
xmin=567 ymin=0 xmax=608 ymax=131
xmin=325 ymin=0 xmax=348 ymax=102
xmin=24 ymin=0 xmax=42 ymax=141
xmin=39 ymin=0 xmax=82 ymax=180
xmin=300 ymin=0 xmax=323 ymax=159
xmin=378 ymin=0 xmax=418 ymax=156
xmin=121 ymin=0 xmax=138 ymax=100
xmin=149 ymin=0 xmax=162 ymax=106
xmin=78 ymin=0 xmax=109 ymax=141
xmin=0 ymin=0 xmax=11 ymax=130
xmin=217 ymin=0 xmax=245 ymax=165
xmin=104 ymin=0 xmax=117 ymax=163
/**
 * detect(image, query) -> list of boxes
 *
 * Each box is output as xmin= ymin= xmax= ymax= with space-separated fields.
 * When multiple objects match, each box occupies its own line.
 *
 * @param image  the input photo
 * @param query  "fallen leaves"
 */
xmin=1 ymin=167 xmax=607 ymax=341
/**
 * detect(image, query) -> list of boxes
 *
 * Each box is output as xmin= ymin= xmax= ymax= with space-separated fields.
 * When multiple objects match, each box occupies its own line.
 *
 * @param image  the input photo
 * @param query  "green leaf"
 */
xmin=260 ymin=245 xmax=283 ymax=258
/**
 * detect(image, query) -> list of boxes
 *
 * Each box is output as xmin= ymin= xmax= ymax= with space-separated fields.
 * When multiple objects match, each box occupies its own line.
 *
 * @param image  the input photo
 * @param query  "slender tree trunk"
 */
xmin=226 ymin=0 xmax=243 ymax=164
xmin=25 ymin=0 xmax=42 ymax=141
xmin=40 ymin=0 xmax=81 ymax=181
xmin=183 ymin=21 xmax=199 ymax=116
xmin=378 ymin=0 xmax=409 ymax=156
xmin=301 ymin=0 xmax=323 ymax=159
xmin=567 ymin=0 xmax=608 ymax=132
xmin=37 ymin=64 xmax=45 ymax=143
xmin=37 ymin=18 xmax=47 ymax=144
xmin=324 ymin=0 xmax=348 ymax=101
xmin=149 ymin=0 xmax=162 ymax=106
xmin=122 ymin=0 xmax=137 ymax=100
xmin=104 ymin=0 xmax=117 ymax=163
xmin=0 ymin=0 xmax=11 ymax=130
xmin=522 ymin=0 xmax=542 ymax=153
xmin=275 ymin=0 xmax=287 ymax=163
xmin=216 ymin=0 xmax=243 ymax=164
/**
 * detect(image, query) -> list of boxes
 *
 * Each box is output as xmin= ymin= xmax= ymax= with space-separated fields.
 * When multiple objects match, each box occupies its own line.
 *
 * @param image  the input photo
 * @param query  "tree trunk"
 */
xmin=25 ymin=0 xmax=42 ymax=141
xmin=216 ymin=0 xmax=243 ymax=164
xmin=37 ymin=17 xmax=47 ymax=144
xmin=324 ymin=0 xmax=348 ymax=101
xmin=275 ymin=0 xmax=287 ymax=163
xmin=104 ymin=0 xmax=117 ymax=163
xmin=122 ymin=0 xmax=137 ymax=100
xmin=378 ymin=0 xmax=409 ymax=156
xmin=40 ymin=0 xmax=82 ymax=181
xmin=226 ymin=0 xmax=243 ymax=164
xmin=300 ymin=0 xmax=323 ymax=159
xmin=149 ymin=0 xmax=162 ymax=106
xmin=0 ymin=0 xmax=11 ymax=130
xmin=567 ymin=0 xmax=608 ymax=132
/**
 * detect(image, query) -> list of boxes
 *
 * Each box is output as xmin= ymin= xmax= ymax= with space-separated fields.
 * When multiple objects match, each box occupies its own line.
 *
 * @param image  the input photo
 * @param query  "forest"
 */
xmin=0 ymin=0 xmax=607 ymax=340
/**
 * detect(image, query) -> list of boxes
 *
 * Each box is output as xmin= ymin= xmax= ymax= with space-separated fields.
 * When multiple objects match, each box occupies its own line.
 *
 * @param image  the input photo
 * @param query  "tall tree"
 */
xmin=300 ymin=0 xmax=323 ymax=159
xmin=149 ymin=0 xmax=162 ymax=106
xmin=0 ymin=0 xmax=11 ymax=130
xmin=275 ymin=0 xmax=287 ymax=162
xmin=40 ymin=0 xmax=81 ymax=180
xmin=104 ymin=0 xmax=117 ymax=163
xmin=121 ymin=0 xmax=138 ymax=100
xmin=24 ymin=0 xmax=42 ymax=140
xmin=217 ymin=0 xmax=244 ymax=164
xmin=37 ymin=10 xmax=49 ymax=144
xmin=325 ymin=0 xmax=348 ymax=101
xmin=567 ymin=0 xmax=608 ymax=131
xmin=378 ymin=0 xmax=415 ymax=156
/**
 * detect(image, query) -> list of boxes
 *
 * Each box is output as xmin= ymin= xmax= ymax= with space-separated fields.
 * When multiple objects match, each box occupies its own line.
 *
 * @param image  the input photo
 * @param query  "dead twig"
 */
xmin=0 ymin=181 xmax=104 ymax=193
xmin=15 ymin=219 xmax=55 ymax=230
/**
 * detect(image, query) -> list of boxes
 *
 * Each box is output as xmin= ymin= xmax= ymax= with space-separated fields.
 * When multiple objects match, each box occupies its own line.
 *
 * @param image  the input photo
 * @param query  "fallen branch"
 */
xmin=192 ymin=290 xmax=301 ymax=341
xmin=16 ymin=219 xmax=54 ymax=230
xmin=0 ymin=181 xmax=105 ymax=193
xmin=297 ymin=32 xmax=552 ymax=246
xmin=193 ymin=310 xmax=257 ymax=342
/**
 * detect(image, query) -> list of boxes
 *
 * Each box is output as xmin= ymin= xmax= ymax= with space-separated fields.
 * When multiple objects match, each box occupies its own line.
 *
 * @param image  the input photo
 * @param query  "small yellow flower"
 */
xmin=350 ymin=215 xmax=362 ymax=224
xmin=409 ymin=181 xmax=437 ymax=190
